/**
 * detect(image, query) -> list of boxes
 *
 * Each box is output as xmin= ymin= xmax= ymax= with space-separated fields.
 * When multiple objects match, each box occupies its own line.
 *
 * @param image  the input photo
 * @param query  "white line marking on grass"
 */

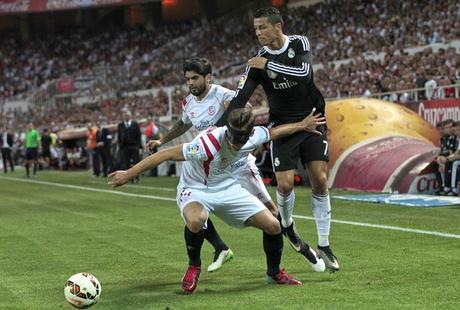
xmin=124 ymin=184 xmax=176 ymax=191
xmin=2 ymin=176 xmax=459 ymax=239
xmin=293 ymin=215 xmax=460 ymax=239
xmin=0 ymin=176 xmax=176 ymax=202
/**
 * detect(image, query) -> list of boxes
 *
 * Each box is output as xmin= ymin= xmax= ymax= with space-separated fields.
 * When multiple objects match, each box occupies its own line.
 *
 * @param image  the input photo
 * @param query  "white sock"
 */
xmin=276 ymin=190 xmax=295 ymax=228
xmin=312 ymin=193 xmax=331 ymax=247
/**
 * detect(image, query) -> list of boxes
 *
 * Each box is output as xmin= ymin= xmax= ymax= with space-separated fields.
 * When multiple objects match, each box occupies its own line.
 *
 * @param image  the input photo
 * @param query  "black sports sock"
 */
xmin=263 ymin=232 xmax=283 ymax=277
xmin=33 ymin=163 xmax=37 ymax=175
xmin=25 ymin=164 xmax=29 ymax=176
xmin=204 ymin=218 xmax=229 ymax=254
xmin=184 ymin=226 xmax=205 ymax=266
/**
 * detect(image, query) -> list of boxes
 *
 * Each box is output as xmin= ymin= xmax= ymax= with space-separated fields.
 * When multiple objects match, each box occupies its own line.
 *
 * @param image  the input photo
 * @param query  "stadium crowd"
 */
xmin=1 ymin=0 xmax=459 ymax=102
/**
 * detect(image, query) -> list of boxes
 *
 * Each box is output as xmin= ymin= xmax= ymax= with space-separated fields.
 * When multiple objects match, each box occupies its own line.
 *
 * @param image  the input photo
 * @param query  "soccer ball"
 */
xmin=64 ymin=272 xmax=101 ymax=308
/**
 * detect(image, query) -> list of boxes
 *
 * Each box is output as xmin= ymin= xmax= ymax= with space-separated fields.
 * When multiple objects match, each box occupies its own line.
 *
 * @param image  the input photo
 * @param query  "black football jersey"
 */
xmin=218 ymin=34 xmax=325 ymax=126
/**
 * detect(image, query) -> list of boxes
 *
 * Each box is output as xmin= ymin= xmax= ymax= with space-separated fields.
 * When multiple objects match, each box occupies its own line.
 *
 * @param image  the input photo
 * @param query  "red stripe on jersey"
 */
xmin=207 ymin=133 xmax=221 ymax=151
xmin=181 ymin=98 xmax=187 ymax=107
xmin=200 ymin=137 xmax=213 ymax=160
xmin=200 ymin=137 xmax=214 ymax=182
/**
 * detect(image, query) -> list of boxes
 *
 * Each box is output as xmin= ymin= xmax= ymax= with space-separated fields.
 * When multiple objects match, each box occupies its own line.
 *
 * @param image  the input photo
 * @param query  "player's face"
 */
xmin=442 ymin=122 xmax=454 ymax=136
xmin=185 ymin=71 xmax=207 ymax=96
xmin=225 ymin=126 xmax=252 ymax=151
xmin=253 ymin=17 xmax=280 ymax=47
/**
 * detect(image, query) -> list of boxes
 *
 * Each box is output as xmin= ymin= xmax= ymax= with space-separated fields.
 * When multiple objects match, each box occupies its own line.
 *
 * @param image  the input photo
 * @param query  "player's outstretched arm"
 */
xmin=269 ymin=108 xmax=326 ymax=141
xmin=109 ymin=144 xmax=185 ymax=187
xmin=145 ymin=120 xmax=192 ymax=153
xmin=215 ymin=69 xmax=259 ymax=126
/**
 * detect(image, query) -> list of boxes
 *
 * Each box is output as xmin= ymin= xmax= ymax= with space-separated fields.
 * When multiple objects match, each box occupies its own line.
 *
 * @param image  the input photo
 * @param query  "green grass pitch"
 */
xmin=0 ymin=170 xmax=459 ymax=309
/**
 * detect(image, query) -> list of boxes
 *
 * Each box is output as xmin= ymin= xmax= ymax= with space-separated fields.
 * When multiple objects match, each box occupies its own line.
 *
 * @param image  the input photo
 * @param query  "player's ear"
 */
xmin=274 ymin=22 xmax=283 ymax=32
xmin=205 ymin=73 xmax=212 ymax=83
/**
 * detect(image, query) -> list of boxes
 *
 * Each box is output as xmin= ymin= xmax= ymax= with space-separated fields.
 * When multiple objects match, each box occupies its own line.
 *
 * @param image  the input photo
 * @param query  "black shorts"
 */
xmin=271 ymin=129 xmax=329 ymax=172
xmin=42 ymin=149 xmax=51 ymax=158
xmin=26 ymin=148 xmax=38 ymax=160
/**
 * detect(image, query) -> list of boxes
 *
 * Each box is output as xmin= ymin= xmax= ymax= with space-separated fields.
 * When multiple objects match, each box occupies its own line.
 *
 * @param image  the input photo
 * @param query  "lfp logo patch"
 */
xmin=186 ymin=143 xmax=201 ymax=155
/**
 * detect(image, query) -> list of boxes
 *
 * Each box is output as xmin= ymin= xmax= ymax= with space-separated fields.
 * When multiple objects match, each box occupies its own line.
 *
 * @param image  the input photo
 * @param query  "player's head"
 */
xmin=455 ymin=121 xmax=460 ymax=137
xmin=183 ymin=57 xmax=212 ymax=97
xmin=253 ymin=7 xmax=284 ymax=46
xmin=27 ymin=122 xmax=34 ymax=130
xmin=442 ymin=119 xmax=455 ymax=136
xmin=226 ymin=108 xmax=255 ymax=149
xmin=122 ymin=110 xmax=132 ymax=122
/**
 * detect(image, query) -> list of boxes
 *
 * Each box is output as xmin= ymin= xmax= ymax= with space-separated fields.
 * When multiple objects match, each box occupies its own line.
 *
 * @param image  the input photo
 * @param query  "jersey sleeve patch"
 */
xmin=183 ymin=141 xmax=207 ymax=161
xmin=238 ymin=75 xmax=248 ymax=89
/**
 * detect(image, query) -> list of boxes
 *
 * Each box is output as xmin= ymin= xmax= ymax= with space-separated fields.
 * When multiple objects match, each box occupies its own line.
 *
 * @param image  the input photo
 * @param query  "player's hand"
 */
xmin=247 ymin=57 xmax=268 ymax=69
xmin=145 ymin=140 xmax=162 ymax=153
xmin=300 ymin=108 xmax=326 ymax=135
xmin=437 ymin=156 xmax=447 ymax=164
xmin=108 ymin=170 xmax=131 ymax=187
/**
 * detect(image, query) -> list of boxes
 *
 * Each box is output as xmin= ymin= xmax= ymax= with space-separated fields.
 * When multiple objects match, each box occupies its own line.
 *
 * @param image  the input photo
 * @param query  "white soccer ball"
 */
xmin=64 ymin=272 xmax=101 ymax=308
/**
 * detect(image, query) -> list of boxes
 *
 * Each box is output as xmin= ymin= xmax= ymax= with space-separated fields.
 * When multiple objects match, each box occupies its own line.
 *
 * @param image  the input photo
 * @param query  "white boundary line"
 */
xmin=0 ymin=176 xmax=176 ymax=202
xmin=2 ymin=176 xmax=460 ymax=239
xmin=293 ymin=215 xmax=460 ymax=239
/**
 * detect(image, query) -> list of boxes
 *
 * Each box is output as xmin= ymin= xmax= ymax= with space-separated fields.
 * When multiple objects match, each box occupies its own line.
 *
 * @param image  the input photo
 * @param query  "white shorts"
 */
xmin=237 ymin=154 xmax=272 ymax=204
xmin=176 ymin=183 xmax=266 ymax=228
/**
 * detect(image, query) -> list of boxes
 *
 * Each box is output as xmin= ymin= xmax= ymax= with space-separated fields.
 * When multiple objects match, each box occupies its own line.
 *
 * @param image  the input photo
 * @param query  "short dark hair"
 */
xmin=253 ymin=7 xmax=283 ymax=25
xmin=183 ymin=57 xmax=212 ymax=76
xmin=228 ymin=108 xmax=255 ymax=132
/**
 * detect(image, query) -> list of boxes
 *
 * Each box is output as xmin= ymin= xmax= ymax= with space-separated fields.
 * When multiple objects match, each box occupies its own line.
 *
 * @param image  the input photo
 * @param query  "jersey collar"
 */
xmin=263 ymin=35 xmax=289 ymax=55
xmin=194 ymin=84 xmax=215 ymax=103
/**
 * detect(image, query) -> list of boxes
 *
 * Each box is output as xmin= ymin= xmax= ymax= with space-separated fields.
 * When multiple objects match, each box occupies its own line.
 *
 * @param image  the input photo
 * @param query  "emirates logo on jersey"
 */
xmin=208 ymin=106 xmax=216 ymax=115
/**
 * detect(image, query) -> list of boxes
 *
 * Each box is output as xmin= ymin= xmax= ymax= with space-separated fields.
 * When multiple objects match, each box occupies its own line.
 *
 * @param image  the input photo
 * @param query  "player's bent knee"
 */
xmin=186 ymin=217 xmax=206 ymax=233
xmin=277 ymin=182 xmax=294 ymax=195
xmin=183 ymin=203 xmax=207 ymax=233
xmin=265 ymin=219 xmax=281 ymax=235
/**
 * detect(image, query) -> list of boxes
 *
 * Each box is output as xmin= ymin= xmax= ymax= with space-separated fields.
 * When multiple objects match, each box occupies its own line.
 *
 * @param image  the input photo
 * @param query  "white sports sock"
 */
xmin=451 ymin=161 xmax=459 ymax=193
xmin=276 ymin=191 xmax=295 ymax=228
xmin=312 ymin=193 xmax=331 ymax=247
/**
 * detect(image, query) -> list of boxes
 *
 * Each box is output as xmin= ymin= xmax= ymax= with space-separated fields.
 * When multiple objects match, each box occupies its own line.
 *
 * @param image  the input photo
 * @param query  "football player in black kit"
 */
xmin=216 ymin=7 xmax=339 ymax=272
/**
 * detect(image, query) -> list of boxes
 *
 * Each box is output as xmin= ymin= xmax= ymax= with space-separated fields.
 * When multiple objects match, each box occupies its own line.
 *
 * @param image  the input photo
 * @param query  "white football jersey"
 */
xmin=179 ymin=126 xmax=271 ymax=190
xmin=181 ymin=84 xmax=235 ymax=131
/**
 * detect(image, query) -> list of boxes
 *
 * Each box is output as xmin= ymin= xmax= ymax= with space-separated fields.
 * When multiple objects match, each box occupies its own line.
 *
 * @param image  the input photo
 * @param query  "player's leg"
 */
xmin=272 ymin=138 xmax=325 ymax=272
xmin=181 ymin=201 xmax=207 ymax=293
xmin=246 ymin=209 xmax=301 ymax=285
xmin=25 ymin=149 xmax=30 ymax=177
xmin=275 ymin=169 xmax=296 ymax=228
xmin=204 ymin=218 xmax=233 ymax=272
xmin=1 ymin=148 xmax=7 ymax=173
xmin=239 ymin=159 xmax=278 ymax=216
xmin=32 ymin=149 xmax=38 ymax=176
xmin=450 ymin=160 xmax=459 ymax=195
xmin=305 ymin=160 xmax=339 ymax=272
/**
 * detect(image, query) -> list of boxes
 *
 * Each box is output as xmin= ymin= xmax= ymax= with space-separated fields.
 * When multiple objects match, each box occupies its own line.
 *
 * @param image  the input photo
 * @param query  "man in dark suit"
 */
xmin=117 ymin=111 xmax=142 ymax=183
xmin=0 ymin=126 xmax=15 ymax=173
xmin=96 ymin=120 xmax=113 ymax=177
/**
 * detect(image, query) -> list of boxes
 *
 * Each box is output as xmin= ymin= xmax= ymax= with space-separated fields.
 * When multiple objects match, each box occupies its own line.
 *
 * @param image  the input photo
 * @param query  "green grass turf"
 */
xmin=0 ymin=170 xmax=459 ymax=309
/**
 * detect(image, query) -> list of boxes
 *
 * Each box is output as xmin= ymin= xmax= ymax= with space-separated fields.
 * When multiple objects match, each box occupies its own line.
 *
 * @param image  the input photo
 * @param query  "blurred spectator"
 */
xmin=425 ymin=77 xmax=438 ymax=100
xmin=0 ymin=126 xmax=15 ymax=173
xmin=24 ymin=122 xmax=40 ymax=178
xmin=40 ymin=128 xmax=52 ymax=168
xmin=444 ymin=121 xmax=460 ymax=196
xmin=144 ymin=114 xmax=160 ymax=176
xmin=96 ymin=120 xmax=112 ymax=177
xmin=431 ymin=120 xmax=457 ymax=195
xmin=87 ymin=123 xmax=100 ymax=177
xmin=117 ymin=110 xmax=141 ymax=183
